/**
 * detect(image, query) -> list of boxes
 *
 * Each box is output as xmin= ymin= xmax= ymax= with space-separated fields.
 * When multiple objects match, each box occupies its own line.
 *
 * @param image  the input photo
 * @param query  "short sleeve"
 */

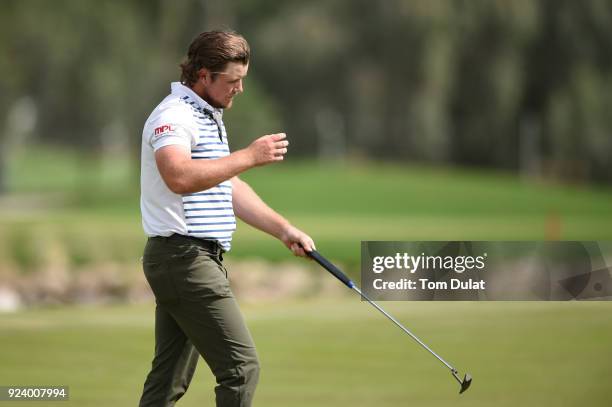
xmin=146 ymin=105 xmax=197 ymax=152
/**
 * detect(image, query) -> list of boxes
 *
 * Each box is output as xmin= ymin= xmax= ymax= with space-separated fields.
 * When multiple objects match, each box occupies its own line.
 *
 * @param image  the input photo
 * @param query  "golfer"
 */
xmin=139 ymin=30 xmax=315 ymax=406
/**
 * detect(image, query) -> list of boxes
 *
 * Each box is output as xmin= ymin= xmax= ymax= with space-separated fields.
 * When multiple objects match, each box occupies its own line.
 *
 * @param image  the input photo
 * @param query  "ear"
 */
xmin=197 ymin=68 xmax=210 ymax=84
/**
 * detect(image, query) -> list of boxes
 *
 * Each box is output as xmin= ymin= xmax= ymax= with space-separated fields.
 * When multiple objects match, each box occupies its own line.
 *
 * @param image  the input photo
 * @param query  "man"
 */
xmin=139 ymin=30 xmax=315 ymax=407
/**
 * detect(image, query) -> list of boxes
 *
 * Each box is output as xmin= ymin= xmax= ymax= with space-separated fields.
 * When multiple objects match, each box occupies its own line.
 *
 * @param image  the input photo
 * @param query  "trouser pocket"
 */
xmin=177 ymin=254 xmax=232 ymax=300
xmin=143 ymin=260 xmax=180 ymax=305
xmin=142 ymin=237 xmax=231 ymax=303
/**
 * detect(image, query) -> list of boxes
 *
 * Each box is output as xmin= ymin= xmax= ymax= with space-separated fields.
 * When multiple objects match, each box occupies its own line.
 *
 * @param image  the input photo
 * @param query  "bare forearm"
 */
xmin=232 ymin=177 xmax=289 ymax=239
xmin=156 ymin=133 xmax=288 ymax=195
xmin=232 ymin=176 xmax=316 ymax=256
xmin=172 ymin=149 xmax=254 ymax=194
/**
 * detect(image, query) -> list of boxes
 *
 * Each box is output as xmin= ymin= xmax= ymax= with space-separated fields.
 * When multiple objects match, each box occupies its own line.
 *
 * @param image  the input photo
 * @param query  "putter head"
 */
xmin=459 ymin=373 xmax=472 ymax=394
xmin=451 ymin=369 xmax=472 ymax=394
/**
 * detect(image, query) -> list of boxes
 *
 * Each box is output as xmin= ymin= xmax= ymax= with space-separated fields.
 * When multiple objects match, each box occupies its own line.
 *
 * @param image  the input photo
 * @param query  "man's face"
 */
xmin=202 ymin=62 xmax=248 ymax=109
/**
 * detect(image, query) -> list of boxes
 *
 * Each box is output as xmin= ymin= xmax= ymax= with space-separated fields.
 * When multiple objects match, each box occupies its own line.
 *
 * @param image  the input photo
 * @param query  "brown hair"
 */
xmin=180 ymin=30 xmax=250 ymax=86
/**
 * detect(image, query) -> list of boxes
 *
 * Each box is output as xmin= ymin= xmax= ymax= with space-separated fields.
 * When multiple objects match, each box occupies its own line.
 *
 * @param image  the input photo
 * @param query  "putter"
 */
xmin=307 ymin=249 xmax=472 ymax=394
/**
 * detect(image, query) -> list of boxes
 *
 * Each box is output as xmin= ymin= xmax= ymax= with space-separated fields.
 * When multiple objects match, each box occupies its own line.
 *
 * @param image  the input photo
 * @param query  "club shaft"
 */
xmin=351 ymin=285 xmax=455 ymax=372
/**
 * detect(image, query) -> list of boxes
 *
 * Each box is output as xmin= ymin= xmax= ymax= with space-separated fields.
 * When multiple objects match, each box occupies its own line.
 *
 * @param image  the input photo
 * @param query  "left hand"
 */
xmin=279 ymin=224 xmax=316 ymax=257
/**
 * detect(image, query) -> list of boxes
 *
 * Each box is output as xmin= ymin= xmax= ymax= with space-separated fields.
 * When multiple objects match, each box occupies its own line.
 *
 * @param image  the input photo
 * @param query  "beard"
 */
xmin=202 ymin=89 xmax=234 ymax=109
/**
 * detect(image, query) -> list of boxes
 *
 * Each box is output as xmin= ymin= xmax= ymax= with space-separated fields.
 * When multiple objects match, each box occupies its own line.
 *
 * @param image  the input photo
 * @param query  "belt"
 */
xmin=149 ymin=234 xmax=224 ymax=256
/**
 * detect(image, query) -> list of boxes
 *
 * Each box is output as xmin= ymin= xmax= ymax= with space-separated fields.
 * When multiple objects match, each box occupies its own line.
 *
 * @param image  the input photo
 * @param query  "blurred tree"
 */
xmin=1 ymin=0 xmax=612 ymax=188
xmin=523 ymin=0 xmax=612 ymax=181
xmin=450 ymin=0 xmax=538 ymax=170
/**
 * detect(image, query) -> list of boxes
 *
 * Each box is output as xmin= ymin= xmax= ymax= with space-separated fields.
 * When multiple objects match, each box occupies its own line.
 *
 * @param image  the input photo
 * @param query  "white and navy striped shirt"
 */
xmin=140 ymin=82 xmax=236 ymax=251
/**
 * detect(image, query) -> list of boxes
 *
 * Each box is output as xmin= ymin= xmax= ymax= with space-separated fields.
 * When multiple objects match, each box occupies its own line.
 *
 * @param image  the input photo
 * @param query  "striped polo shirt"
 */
xmin=140 ymin=82 xmax=236 ymax=251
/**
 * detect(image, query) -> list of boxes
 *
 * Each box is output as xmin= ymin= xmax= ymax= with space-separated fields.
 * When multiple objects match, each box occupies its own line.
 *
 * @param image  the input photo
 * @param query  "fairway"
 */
xmin=2 ymin=152 xmax=611 ymax=405
xmin=3 ymin=154 xmax=612 ymax=270
xmin=0 ymin=299 xmax=610 ymax=406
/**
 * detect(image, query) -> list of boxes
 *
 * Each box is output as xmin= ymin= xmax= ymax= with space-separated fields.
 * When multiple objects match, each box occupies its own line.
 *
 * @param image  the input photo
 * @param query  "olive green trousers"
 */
xmin=139 ymin=235 xmax=259 ymax=407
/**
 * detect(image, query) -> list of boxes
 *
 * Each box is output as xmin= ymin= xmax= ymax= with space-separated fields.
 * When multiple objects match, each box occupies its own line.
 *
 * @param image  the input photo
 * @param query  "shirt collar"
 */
xmin=170 ymin=82 xmax=223 ymax=118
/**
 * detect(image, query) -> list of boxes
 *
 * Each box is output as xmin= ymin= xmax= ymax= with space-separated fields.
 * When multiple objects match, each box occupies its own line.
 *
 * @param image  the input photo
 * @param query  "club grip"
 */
xmin=307 ymin=250 xmax=354 ymax=289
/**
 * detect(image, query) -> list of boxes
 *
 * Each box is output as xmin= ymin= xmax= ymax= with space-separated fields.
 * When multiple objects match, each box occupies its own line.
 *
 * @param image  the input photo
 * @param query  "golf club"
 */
xmin=306 ymin=249 xmax=472 ymax=394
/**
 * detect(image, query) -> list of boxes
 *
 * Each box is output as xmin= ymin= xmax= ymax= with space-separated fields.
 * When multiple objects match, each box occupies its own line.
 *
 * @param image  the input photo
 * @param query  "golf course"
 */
xmin=1 ymin=150 xmax=612 ymax=405
xmin=3 ymin=3 xmax=612 ymax=405
xmin=1 ymin=300 xmax=610 ymax=406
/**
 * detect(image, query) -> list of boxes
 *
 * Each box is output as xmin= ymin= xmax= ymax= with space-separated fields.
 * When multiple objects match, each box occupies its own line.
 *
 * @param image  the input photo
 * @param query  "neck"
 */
xmin=189 ymin=82 xmax=211 ymax=105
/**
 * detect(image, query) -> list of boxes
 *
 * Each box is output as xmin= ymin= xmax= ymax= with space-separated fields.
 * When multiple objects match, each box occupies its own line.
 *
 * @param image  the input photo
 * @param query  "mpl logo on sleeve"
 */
xmin=153 ymin=124 xmax=175 ymax=140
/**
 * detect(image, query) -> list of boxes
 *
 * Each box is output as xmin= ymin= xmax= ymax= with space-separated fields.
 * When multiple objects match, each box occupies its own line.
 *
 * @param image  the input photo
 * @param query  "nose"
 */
xmin=236 ymin=79 xmax=244 ymax=94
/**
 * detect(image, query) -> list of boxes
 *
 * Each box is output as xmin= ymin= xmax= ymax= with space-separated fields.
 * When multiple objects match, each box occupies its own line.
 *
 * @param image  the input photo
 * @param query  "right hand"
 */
xmin=246 ymin=133 xmax=288 ymax=166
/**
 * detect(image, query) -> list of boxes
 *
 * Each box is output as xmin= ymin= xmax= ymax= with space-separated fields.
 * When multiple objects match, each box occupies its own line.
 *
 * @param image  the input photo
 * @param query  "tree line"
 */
xmin=1 ymin=0 xmax=611 ymax=189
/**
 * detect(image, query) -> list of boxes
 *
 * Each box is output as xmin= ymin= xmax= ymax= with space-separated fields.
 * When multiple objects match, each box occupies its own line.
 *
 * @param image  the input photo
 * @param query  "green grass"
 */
xmin=240 ymin=160 xmax=612 ymax=217
xmin=2 ymin=148 xmax=612 ymax=270
xmin=0 ymin=300 xmax=610 ymax=406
